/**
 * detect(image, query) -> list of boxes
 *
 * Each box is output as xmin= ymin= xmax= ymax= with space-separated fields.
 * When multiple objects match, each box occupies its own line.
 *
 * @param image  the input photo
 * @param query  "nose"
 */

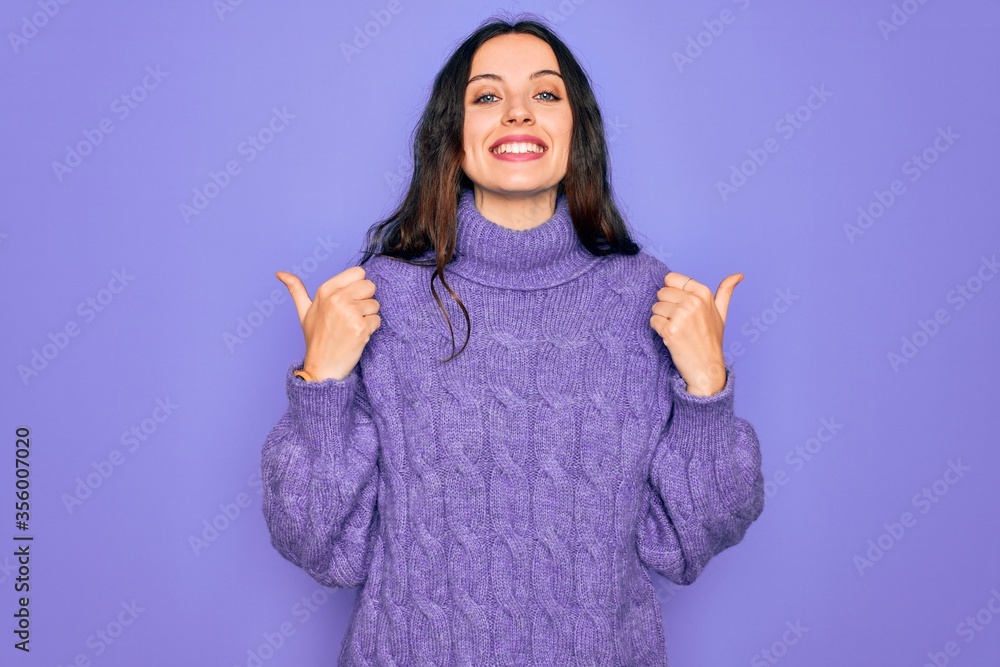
xmin=503 ymin=93 xmax=534 ymax=124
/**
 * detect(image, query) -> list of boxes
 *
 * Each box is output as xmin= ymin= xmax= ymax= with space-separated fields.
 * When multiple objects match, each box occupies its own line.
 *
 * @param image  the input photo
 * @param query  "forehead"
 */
xmin=468 ymin=33 xmax=560 ymax=76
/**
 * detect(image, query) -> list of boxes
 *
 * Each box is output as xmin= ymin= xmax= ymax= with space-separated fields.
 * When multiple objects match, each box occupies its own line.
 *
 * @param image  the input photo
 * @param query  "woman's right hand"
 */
xmin=275 ymin=266 xmax=381 ymax=382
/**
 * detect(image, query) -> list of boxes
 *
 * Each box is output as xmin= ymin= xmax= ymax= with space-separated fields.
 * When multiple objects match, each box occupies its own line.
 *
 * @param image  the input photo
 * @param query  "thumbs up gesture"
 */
xmin=275 ymin=266 xmax=382 ymax=382
xmin=649 ymin=271 xmax=743 ymax=397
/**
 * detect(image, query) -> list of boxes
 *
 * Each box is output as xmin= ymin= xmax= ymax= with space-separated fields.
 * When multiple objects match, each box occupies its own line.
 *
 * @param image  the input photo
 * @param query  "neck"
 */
xmin=468 ymin=185 xmax=559 ymax=231
xmin=447 ymin=185 xmax=601 ymax=290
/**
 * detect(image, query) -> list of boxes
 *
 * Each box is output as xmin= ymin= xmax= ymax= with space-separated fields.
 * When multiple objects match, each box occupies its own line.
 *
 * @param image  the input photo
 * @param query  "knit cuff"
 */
xmin=284 ymin=359 xmax=358 ymax=454
xmin=664 ymin=363 xmax=736 ymax=459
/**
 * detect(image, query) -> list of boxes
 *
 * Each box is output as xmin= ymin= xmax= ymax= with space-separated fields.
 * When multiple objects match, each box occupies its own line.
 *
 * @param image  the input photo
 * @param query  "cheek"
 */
xmin=464 ymin=114 xmax=489 ymax=137
xmin=557 ymin=119 xmax=573 ymax=141
xmin=546 ymin=115 xmax=573 ymax=151
xmin=460 ymin=131 xmax=476 ymax=165
xmin=462 ymin=123 xmax=486 ymax=156
xmin=555 ymin=124 xmax=573 ymax=154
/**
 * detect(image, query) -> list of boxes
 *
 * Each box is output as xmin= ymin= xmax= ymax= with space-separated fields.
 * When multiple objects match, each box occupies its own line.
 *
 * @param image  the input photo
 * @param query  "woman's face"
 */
xmin=461 ymin=33 xmax=572 ymax=200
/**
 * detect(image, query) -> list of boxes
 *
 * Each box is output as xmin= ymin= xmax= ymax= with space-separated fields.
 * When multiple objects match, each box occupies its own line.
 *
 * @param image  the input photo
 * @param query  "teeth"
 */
xmin=491 ymin=142 xmax=546 ymax=154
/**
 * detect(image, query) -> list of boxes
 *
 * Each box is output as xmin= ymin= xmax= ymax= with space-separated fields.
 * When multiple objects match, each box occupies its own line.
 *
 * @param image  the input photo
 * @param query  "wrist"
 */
xmin=684 ymin=380 xmax=725 ymax=397
xmin=293 ymin=368 xmax=320 ymax=383
xmin=678 ymin=359 xmax=728 ymax=397
xmin=297 ymin=361 xmax=347 ymax=383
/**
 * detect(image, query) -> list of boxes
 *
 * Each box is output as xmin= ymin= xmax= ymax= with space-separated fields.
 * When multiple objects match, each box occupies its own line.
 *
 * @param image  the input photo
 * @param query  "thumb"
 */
xmin=275 ymin=271 xmax=311 ymax=324
xmin=714 ymin=273 xmax=744 ymax=326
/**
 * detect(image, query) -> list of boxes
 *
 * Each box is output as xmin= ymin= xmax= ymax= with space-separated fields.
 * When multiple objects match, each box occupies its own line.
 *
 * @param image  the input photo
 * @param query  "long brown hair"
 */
xmin=358 ymin=13 xmax=641 ymax=362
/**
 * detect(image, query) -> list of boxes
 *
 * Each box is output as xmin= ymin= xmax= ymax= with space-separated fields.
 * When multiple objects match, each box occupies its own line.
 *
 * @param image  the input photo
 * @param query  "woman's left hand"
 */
xmin=649 ymin=271 xmax=744 ymax=397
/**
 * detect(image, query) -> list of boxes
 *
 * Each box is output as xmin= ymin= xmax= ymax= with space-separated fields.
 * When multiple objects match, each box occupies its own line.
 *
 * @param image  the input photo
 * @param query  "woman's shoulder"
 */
xmin=359 ymin=250 xmax=436 ymax=283
xmin=355 ymin=251 xmax=438 ymax=334
xmin=591 ymin=247 xmax=672 ymax=295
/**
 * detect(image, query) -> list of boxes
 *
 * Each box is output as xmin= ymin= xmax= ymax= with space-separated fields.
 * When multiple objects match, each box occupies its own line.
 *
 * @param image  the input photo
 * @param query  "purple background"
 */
xmin=4 ymin=1 xmax=999 ymax=665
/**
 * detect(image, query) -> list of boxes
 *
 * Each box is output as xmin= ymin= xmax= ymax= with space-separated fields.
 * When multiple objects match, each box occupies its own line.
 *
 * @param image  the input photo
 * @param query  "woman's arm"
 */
xmin=636 ymin=359 xmax=765 ymax=586
xmin=260 ymin=359 xmax=380 ymax=588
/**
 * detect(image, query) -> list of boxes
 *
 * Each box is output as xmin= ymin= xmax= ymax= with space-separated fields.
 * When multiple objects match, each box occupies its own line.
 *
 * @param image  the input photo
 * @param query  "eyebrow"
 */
xmin=467 ymin=69 xmax=563 ymax=86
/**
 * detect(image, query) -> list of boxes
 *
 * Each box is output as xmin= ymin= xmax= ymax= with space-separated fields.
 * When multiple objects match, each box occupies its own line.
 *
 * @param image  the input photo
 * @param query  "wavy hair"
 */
xmin=358 ymin=12 xmax=641 ymax=362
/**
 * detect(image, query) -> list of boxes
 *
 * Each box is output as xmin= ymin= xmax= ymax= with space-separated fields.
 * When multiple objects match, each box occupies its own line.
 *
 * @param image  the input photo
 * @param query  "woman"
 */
xmin=261 ymin=15 xmax=765 ymax=666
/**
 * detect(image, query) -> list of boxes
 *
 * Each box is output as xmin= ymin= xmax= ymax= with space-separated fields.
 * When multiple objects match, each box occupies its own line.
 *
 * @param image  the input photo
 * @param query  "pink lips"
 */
xmin=489 ymin=134 xmax=548 ymax=162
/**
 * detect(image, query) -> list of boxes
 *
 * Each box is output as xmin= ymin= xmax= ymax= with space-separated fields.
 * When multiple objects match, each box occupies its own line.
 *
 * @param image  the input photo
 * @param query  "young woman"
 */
xmin=262 ymin=15 xmax=765 ymax=666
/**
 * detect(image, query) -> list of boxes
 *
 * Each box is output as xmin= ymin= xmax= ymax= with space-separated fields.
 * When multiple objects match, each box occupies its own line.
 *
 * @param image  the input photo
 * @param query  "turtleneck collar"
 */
xmin=446 ymin=187 xmax=602 ymax=290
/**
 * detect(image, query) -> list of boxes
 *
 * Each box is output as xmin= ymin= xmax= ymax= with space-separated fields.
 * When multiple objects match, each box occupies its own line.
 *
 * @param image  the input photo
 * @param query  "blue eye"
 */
xmin=472 ymin=89 xmax=562 ymax=104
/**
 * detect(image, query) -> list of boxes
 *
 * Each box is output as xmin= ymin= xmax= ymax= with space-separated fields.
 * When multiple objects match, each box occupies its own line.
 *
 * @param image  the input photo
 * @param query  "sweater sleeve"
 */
xmin=260 ymin=359 xmax=380 ymax=588
xmin=636 ymin=355 xmax=765 ymax=586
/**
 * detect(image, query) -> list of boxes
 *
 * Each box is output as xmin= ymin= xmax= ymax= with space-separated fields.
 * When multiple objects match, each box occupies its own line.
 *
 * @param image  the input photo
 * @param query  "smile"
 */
xmin=489 ymin=142 xmax=547 ymax=155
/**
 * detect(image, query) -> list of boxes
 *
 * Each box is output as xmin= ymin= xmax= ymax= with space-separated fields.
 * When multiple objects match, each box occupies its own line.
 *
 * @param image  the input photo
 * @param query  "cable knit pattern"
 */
xmin=260 ymin=187 xmax=766 ymax=666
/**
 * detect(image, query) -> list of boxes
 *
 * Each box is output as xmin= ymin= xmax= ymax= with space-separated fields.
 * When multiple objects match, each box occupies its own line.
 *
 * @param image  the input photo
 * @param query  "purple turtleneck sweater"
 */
xmin=260 ymin=187 xmax=765 ymax=666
